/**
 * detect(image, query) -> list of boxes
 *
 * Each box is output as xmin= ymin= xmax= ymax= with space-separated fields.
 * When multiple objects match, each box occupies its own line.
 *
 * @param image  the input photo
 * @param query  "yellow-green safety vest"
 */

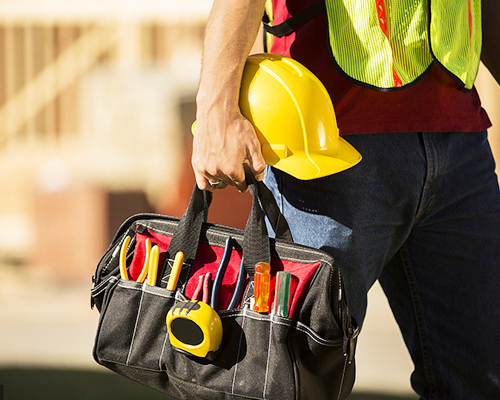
xmin=264 ymin=0 xmax=482 ymax=91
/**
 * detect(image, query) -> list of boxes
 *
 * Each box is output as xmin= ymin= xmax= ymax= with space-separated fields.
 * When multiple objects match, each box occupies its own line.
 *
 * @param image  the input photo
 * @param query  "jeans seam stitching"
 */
xmin=400 ymin=244 xmax=438 ymax=399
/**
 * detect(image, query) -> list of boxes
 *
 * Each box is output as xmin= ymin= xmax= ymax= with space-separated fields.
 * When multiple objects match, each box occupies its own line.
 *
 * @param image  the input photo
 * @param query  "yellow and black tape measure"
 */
xmin=166 ymin=300 xmax=223 ymax=360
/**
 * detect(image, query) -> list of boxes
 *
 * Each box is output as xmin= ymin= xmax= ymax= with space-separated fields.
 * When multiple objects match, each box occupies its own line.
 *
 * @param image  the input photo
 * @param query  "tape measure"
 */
xmin=166 ymin=300 xmax=223 ymax=360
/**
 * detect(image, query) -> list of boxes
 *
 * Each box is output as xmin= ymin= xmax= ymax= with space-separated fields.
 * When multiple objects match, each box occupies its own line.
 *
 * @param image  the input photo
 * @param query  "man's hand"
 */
xmin=192 ymin=111 xmax=266 ymax=192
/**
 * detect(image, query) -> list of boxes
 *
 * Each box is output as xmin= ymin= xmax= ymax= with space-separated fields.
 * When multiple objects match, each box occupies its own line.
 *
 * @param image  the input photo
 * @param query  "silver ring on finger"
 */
xmin=208 ymin=180 xmax=223 ymax=188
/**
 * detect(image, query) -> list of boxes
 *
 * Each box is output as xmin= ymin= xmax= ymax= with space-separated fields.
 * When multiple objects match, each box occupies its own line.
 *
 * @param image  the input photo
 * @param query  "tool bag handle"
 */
xmin=242 ymin=172 xmax=293 ymax=277
xmin=161 ymin=172 xmax=292 ymax=284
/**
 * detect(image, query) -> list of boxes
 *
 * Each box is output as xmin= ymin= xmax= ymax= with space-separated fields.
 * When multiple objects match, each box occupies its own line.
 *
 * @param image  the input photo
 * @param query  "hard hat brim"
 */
xmin=269 ymin=136 xmax=362 ymax=180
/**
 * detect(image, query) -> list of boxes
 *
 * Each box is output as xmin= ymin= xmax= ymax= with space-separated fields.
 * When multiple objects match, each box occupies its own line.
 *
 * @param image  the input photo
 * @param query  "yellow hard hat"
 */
xmin=239 ymin=53 xmax=361 ymax=180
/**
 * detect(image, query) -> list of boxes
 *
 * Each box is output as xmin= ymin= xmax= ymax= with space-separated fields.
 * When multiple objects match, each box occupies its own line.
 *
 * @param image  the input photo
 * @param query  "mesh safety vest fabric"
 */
xmin=267 ymin=0 xmax=482 ymax=91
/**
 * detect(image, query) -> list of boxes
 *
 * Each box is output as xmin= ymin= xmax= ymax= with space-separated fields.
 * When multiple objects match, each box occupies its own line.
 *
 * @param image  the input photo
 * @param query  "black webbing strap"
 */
xmin=243 ymin=178 xmax=271 ymax=278
xmin=158 ymin=186 xmax=212 ymax=286
xmin=256 ymin=180 xmax=293 ymax=242
xmin=263 ymin=0 xmax=326 ymax=38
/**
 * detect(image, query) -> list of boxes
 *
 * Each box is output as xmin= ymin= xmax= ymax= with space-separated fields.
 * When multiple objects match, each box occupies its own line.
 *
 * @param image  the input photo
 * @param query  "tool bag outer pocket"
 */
xmin=91 ymin=177 xmax=358 ymax=400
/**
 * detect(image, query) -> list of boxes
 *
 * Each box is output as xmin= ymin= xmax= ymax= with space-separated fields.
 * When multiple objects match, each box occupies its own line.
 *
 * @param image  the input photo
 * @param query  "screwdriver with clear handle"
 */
xmin=272 ymin=271 xmax=291 ymax=317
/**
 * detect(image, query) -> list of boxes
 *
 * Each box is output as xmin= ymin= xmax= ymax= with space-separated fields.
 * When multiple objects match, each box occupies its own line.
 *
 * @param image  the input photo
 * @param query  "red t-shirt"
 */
xmin=269 ymin=1 xmax=491 ymax=136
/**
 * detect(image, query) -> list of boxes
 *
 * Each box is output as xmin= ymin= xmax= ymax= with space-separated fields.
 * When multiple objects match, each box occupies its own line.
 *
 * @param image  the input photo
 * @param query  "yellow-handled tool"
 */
xmin=136 ymin=238 xmax=152 ymax=283
xmin=167 ymin=251 xmax=184 ymax=291
xmin=119 ymin=236 xmax=131 ymax=280
xmin=147 ymin=245 xmax=160 ymax=286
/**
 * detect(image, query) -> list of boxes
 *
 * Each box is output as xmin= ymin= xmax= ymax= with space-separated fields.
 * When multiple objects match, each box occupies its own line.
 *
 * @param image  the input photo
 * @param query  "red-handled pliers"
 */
xmin=192 ymin=272 xmax=212 ymax=304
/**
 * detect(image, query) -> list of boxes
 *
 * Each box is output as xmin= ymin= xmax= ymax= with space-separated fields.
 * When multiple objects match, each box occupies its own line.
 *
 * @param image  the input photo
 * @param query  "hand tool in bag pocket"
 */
xmin=136 ymin=238 xmax=152 ymax=283
xmin=211 ymin=236 xmax=233 ymax=311
xmin=119 ymin=236 xmax=154 ymax=283
xmin=119 ymin=236 xmax=162 ymax=286
xmin=166 ymin=251 xmax=184 ymax=291
xmin=253 ymin=262 xmax=272 ymax=313
xmin=192 ymin=272 xmax=212 ymax=304
xmin=147 ymin=245 xmax=160 ymax=286
xmin=227 ymin=256 xmax=246 ymax=310
xmin=119 ymin=236 xmax=132 ymax=281
xmin=211 ymin=236 xmax=248 ymax=310
xmin=272 ymin=271 xmax=291 ymax=317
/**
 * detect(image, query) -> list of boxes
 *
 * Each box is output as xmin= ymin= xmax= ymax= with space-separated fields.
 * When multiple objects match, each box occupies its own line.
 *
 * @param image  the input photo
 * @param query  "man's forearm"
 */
xmin=482 ymin=0 xmax=500 ymax=85
xmin=196 ymin=0 xmax=267 ymax=117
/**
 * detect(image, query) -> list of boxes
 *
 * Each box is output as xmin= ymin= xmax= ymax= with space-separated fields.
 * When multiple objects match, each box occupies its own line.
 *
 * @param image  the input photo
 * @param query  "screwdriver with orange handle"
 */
xmin=253 ymin=262 xmax=271 ymax=313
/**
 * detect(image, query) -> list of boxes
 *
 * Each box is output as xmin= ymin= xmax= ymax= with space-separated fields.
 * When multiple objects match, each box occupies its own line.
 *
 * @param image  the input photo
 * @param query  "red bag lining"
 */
xmin=127 ymin=228 xmax=321 ymax=318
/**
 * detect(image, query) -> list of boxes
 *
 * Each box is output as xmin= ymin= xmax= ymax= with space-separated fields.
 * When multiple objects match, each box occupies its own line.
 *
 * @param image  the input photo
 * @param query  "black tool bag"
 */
xmin=91 ymin=177 xmax=358 ymax=400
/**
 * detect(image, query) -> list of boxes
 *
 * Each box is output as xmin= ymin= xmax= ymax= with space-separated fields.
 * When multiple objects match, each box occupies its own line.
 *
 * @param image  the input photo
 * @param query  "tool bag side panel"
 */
xmin=291 ymin=325 xmax=356 ymax=400
xmin=289 ymin=258 xmax=357 ymax=399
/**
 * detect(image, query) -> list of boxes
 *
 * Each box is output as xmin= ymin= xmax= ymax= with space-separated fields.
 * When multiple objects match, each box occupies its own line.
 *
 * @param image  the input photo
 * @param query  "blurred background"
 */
xmin=0 ymin=0 xmax=498 ymax=398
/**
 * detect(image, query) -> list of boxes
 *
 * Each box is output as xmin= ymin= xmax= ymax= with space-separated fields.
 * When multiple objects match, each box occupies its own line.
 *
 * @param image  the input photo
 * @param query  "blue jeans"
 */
xmin=264 ymin=131 xmax=500 ymax=399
